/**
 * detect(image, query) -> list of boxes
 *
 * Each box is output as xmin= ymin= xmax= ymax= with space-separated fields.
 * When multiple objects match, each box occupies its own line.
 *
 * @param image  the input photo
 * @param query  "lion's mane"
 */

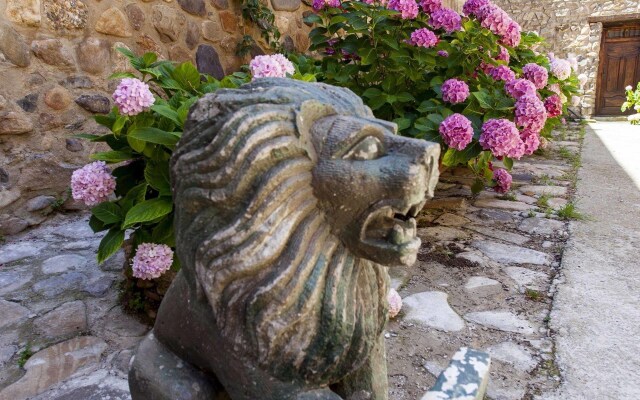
xmin=171 ymin=79 xmax=389 ymax=384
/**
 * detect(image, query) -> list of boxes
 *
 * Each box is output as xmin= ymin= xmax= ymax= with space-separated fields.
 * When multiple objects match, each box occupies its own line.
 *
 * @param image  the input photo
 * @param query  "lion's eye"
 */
xmin=343 ymin=136 xmax=384 ymax=160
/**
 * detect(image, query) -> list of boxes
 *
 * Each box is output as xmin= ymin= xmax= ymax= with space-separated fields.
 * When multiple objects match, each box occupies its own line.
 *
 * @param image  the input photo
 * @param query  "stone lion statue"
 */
xmin=129 ymin=79 xmax=440 ymax=400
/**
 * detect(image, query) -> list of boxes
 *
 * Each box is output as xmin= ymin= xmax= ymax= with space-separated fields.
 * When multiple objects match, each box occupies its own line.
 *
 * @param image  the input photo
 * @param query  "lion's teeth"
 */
xmin=389 ymin=224 xmax=405 ymax=245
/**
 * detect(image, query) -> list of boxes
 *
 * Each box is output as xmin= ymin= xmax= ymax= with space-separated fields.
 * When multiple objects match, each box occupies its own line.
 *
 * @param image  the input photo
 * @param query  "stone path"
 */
xmin=0 ymin=124 xmax=585 ymax=400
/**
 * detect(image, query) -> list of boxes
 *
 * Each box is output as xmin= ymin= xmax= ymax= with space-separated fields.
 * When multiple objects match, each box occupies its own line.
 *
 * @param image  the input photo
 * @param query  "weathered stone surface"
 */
xmin=475 ymin=198 xmax=535 ymax=211
xmin=504 ymin=266 xmax=548 ymax=291
xmin=196 ymin=44 xmax=225 ymax=79
xmin=66 ymin=138 xmax=84 ymax=152
xmin=476 ymin=208 xmax=515 ymax=223
xmin=75 ymin=94 xmax=111 ymax=114
xmin=60 ymin=76 xmax=93 ymax=89
xmin=17 ymin=93 xmax=39 ymax=113
xmin=0 ymin=336 xmax=107 ymax=400
xmin=33 ymin=272 xmax=87 ymax=297
xmin=403 ymin=291 xmax=465 ymax=332
xmin=76 ymin=38 xmax=110 ymax=74
xmin=95 ymin=7 xmax=132 ymax=37
xmin=0 ymin=23 xmax=31 ymax=67
xmin=31 ymin=370 xmax=131 ymax=400
xmin=53 ymin=219 xmax=96 ymax=239
xmin=464 ymin=276 xmax=502 ymax=296
xmin=34 ymin=300 xmax=87 ymax=338
xmin=0 ymin=188 xmax=21 ymax=207
xmin=5 ymin=0 xmax=41 ymax=26
xmin=168 ymin=45 xmax=192 ymax=63
xmin=465 ymin=311 xmax=536 ymax=335
xmin=466 ymin=225 xmax=530 ymax=245
xmin=283 ymin=35 xmax=296 ymax=53
xmin=0 ymin=242 xmax=47 ymax=264
xmin=210 ymin=0 xmax=229 ymax=9
xmin=0 ymin=345 xmax=17 ymax=367
xmin=302 ymin=10 xmax=315 ymax=27
xmin=472 ymin=240 xmax=552 ymax=265
xmin=202 ymin=20 xmax=223 ymax=42
xmin=0 ymin=216 xmax=29 ymax=235
xmin=41 ymin=254 xmax=87 ymax=274
xmin=422 ymin=347 xmax=491 ymax=400
xmin=424 ymin=197 xmax=467 ymax=210
xmin=44 ymin=0 xmax=89 ymax=30
xmin=185 ymin=20 xmax=201 ymax=50
xmin=518 ymin=217 xmax=565 ymax=235
xmin=44 ymin=85 xmax=72 ymax=110
xmin=137 ymin=34 xmax=163 ymax=56
xmin=271 ymin=0 xmax=302 ymax=11
xmin=487 ymin=342 xmax=537 ymax=372
xmin=26 ymin=195 xmax=57 ymax=211
xmin=177 ymin=0 xmax=207 ymax=16
xmin=152 ymin=5 xmax=186 ymax=43
xmin=456 ymin=250 xmax=488 ymax=267
xmin=418 ymin=226 xmax=470 ymax=241
xmin=125 ymin=4 xmax=145 ymax=31
xmin=104 ymin=308 xmax=149 ymax=337
xmin=218 ymin=11 xmax=238 ymax=33
xmin=434 ymin=213 xmax=469 ymax=226
xmin=0 ymin=270 xmax=33 ymax=296
xmin=519 ymin=185 xmax=568 ymax=197
xmin=0 ymin=300 xmax=31 ymax=329
xmin=389 ymin=267 xmax=411 ymax=290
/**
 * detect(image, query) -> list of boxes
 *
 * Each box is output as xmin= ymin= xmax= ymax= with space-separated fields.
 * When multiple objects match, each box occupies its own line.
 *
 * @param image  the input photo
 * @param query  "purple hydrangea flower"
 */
xmin=387 ymin=288 xmax=403 ymax=318
xmin=70 ymin=161 xmax=116 ymax=207
xmin=493 ymin=168 xmax=512 ymax=193
xmin=439 ymin=114 xmax=474 ymax=151
xmin=462 ymin=0 xmax=490 ymax=16
xmin=496 ymin=45 xmax=510 ymax=63
xmin=441 ymin=78 xmax=470 ymax=104
xmin=550 ymin=58 xmax=572 ymax=80
xmin=131 ymin=243 xmax=174 ymax=280
xmin=249 ymin=54 xmax=295 ymax=79
xmin=438 ymin=50 xmax=449 ymax=57
xmin=480 ymin=118 xmax=524 ymax=158
xmin=505 ymin=78 xmax=537 ymax=100
xmin=388 ymin=0 xmax=419 ymax=19
xmin=112 ymin=78 xmax=155 ymax=116
xmin=544 ymin=94 xmax=563 ymax=118
xmin=515 ymin=94 xmax=547 ymax=133
xmin=409 ymin=28 xmax=439 ymax=48
xmin=520 ymin=129 xmax=540 ymax=155
xmin=430 ymin=8 xmax=462 ymax=33
xmin=313 ymin=0 xmax=340 ymax=9
xmin=522 ymin=63 xmax=549 ymax=89
xmin=500 ymin=20 xmax=521 ymax=47
xmin=489 ymin=65 xmax=516 ymax=82
xmin=420 ymin=0 xmax=442 ymax=13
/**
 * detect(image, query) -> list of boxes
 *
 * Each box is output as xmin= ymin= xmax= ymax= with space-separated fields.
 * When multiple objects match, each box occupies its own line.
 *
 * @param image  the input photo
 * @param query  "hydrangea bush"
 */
xmin=303 ymin=0 xmax=580 ymax=192
xmin=622 ymin=83 xmax=640 ymax=125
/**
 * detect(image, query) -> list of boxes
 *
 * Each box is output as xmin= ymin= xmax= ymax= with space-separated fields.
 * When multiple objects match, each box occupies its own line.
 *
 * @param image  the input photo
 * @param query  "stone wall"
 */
xmin=493 ymin=0 xmax=640 ymax=117
xmin=0 ymin=0 xmax=311 ymax=235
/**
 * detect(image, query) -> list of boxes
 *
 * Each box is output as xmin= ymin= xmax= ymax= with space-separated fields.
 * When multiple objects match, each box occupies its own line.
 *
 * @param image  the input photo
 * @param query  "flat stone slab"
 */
xmin=504 ymin=267 xmax=548 ymax=291
xmin=434 ymin=213 xmax=470 ymax=227
xmin=474 ymin=199 xmax=534 ymax=211
xmin=518 ymin=217 xmax=565 ymax=236
xmin=464 ymin=311 xmax=536 ymax=335
xmin=464 ymin=277 xmax=502 ymax=296
xmin=472 ymin=240 xmax=551 ymax=265
xmin=418 ymin=226 xmax=470 ymax=241
xmin=519 ymin=185 xmax=568 ymax=197
xmin=52 ymin=220 xmax=98 ymax=240
xmin=0 ymin=299 xmax=31 ymax=329
xmin=0 ymin=242 xmax=47 ymax=264
xmin=421 ymin=347 xmax=491 ymax=400
xmin=33 ymin=272 xmax=87 ymax=297
xmin=30 ymin=370 xmax=130 ymax=400
xmin=402 ymin=291 xmax=465 ymax=332
xmin=34 ymin=300 xmax=87 ymax=338
xmin=0 ymin=270 xmax=33 ymax=296
xmin=42 ymin=254 xmax=87 ymax=274
xmin=465 ymin=226 xmax=529 ymax=245
xmin=487 ymin=342 xmax=537 ymax=372
xmin=424 ymin=197 xmax=468 ymax=211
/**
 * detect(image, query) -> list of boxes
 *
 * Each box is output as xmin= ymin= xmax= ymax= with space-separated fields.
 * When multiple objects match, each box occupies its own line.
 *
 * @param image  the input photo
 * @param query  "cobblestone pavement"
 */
xmin=0 ymin=124 xmax=584 ymax=400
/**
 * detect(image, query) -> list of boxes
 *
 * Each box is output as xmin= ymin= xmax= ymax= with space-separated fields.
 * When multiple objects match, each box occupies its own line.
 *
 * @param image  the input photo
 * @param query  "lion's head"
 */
xmin=171 ymin=79 xmax=439 ymax=385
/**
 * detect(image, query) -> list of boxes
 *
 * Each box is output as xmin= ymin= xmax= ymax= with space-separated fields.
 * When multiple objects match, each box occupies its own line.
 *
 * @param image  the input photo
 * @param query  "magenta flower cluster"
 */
xmin=496 ymin=46 xmax=510 ymax=63
xmin=475 ymin=1 xmax=521 ymax=47
xmin=313 ymin=0 xmax=340 ymax=10
xmin=249 ymin=54 xmax=295 ymax=79
xmin=388 ymin=0 xmax=419 ymax=19
xmin=419 ymin=0 xmax=442 ymax=13
xmin=480 ymin=119 xmax=524 ymax=159
xmin=462 ymin=0 xmax=489 ymax=16
xmin=544 ymin=94 xmax=563 ymax=118
xmin=515 ymin=94 xmax=547 ymax=133
xmin=409 ymin=28 xmax=439 ymax=48
xmin=429 ymin=8 xmax=461 ymax=33
xmin=522 ymin=63 xmax=548 ymax=89
xmin=441 ymin=78 xmax=470 ymax=104
xmin=493 ymin=168 xmax=512 ymax=193
xmin=520 ymin=129 xmax=541 ymax=155
xmin=550 ymin=58 xmax=572 ymax=81
xmin=71 ymin=161 xmax=116 ymax=207
xmin=489 ymin=65 xmax=516 ymax=82
xmin=439 ymin=114 xmax=474 ymax=151
xmin=438 ymin=50 xmax=449 ymax=57
xmin=112 ymin=78 xmax=155 ymax=116
xmin=131 ymin=243 xmax=174 ymax=280
xmin=505 ymin=78 xmax=537 ymax=100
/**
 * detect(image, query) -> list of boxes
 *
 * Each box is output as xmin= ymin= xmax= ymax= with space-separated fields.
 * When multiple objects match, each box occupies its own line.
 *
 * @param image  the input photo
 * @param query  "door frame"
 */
xmin=595 ymin=19 xmax=640 ymax=116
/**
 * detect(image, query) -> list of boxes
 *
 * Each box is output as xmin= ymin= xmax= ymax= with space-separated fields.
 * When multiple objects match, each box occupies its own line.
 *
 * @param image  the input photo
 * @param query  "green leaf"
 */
xmin=473 ymin=91 xmax=493 ymax=109
xmin=109 ymin=72 xmax=136 ymax=80
xmin=144 ymin=161 xmax=172 ymax=195
xmin=151 ymin=104 xmax=182 ymax=127
xmin=112 ymin=115 xmax=128 ymax=134
xmin=471 ymin=178 xmax=485 ymax=194
xmin=127 ymin=135 xmax=146 ymax=153
xmin=74 ymin=133 xmax=111 ymax=142
xmin=91 ymin=150 xmax=133 ymax=163
xmin=92 ymin=202 xmax=123 ymax=224
xmin=393 ymin=117 xmax=412 ymax=131
xmin=362 ymin=88 xmax=383 ymax=98
xmin=441 ymin=143 xmax=482 ymax=167
xmin=503 ymin=156 xmax=514 ymax=170
xmin=128 ymin=127 xmax=181 ymax=147
xmin=151 ymin=216 xmax=175 ymax=247
xmin=123 ymin=197 xmax=173 ymax=228
xmin=97 ymin=228 xmax=125 ymax=264
xmin=142 ymin=52 xmax=158 ymax=67
xmin=116 ymin=47 xmax=136 ymax=60
xmin=172 ymin=62 xmax=201 ymax=90
xmin=89 ymin=215 xmax=107 ymax=233
xmin=121 ymin=183 xmax=148 ymax=212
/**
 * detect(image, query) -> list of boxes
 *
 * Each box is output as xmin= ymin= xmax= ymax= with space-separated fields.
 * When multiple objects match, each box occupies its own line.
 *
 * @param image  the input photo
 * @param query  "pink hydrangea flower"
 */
xmin=71 ymin=161 xmax=116 ymax=207
xmin=429 ymin=8 xmax=462 ymax=33
xmin=489 ymin=65 xmax=516 ymax=82
xmin=547 ymin=83 xmax=561 ymax=95
xmin=479 ymin=4 xmax=509 ymax=32
xmin=420 ymin=0 xmax=442 ymax=13
xmin=522 ymin=63 xmax=548 ymax=89
xmin=462 ymin=0 xmax=490 ymax=16
xmin=480 ymin=119 xmax=524 ymax=158
xmin=439 ymin=113 xmax=474 ymax=151
xmin=550 ymin=58 xmax=572 ymax=80
xmin=313 ymin=0 xmax=340 ymax=9
xmin=409 ymin=28 xmax=439 ymax=48
xmin=388 ymin=0 xmax=419 ymax=19
xmin=387 ymin=288 xmax=403 ymax=318
xmin=496 ymin=45 xmax=510 ymax=63
xmin=544 ymin=94 xmax=562 ymax=118
xmin=505 ymin=78 xmax=537 ymax=100
xmin=500 ymin=20 xmax=521 ymax=47
xmin=131 ymin=243 xmax=174 ymax=280
xmin=515 ymin=94 xmax=547 ymax=132
xmin=493 ymin=168 xmax=512 ymax=193
xmin=112 ymin=78 xmax=155 ymax=116
xmin=441 ymin=78 xmax=470 ymax=104
xmin=438 ymin=50 xmax=449 ymax=57
xmin=249 ymin=54 xmax=295 ymax=79
xmin=520 ymin=129 xmax=540 ymax=155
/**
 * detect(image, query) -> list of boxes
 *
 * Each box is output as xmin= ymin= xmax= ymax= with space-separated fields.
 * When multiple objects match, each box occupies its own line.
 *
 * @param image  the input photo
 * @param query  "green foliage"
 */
xmin=556 ymin=203 xmax=587 ymax=221
xmin=621 ymin=83 xmax=640 ymax=125
xmin=302 ymin=2 xmax=580 ymax=189
xmin=17 ymin=344 xmax=33 ymax=368
xmin=240 ymin=0 xmax=282 ymax=52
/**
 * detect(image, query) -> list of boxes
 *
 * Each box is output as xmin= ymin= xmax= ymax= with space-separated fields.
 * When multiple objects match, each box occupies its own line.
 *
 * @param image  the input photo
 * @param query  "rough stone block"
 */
xmin=421 ymin=347 xmax=491 ymax=400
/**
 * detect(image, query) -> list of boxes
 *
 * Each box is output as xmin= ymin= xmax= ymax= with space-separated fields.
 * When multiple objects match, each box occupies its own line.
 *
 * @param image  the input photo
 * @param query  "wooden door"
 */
xmin=596 ymin=22 xmax=640 ymax=116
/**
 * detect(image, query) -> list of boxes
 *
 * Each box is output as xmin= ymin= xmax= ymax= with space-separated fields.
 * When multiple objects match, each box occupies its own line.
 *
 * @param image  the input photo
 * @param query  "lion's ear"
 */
xmin=296 ymin=100 xmax=337 ymax=162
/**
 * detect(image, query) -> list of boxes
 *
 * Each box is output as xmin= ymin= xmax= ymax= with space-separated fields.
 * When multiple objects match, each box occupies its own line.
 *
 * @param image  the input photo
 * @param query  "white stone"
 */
xmin=0 ymin=242 xmax=47 ymax=264
xmin=464 ymin=310 xmax=536 ymax=335
xmin=474 ymin=199 xmax=535 ymax=211
xmin=487 ymin=342 xmax=537 ymax=372
xmin=455 ymin=250 xmax=487 ymax=267
xmin=472 ymin=241 xmax=551 ymax=265
xmin=504 ymin=267 xmax=549 ymax=290
xmin=518 ymin=217 xmax=564 ymax=235
xmin=464 ymin=277 xmax=502 ymax=296
xmin=52 ymin=220 xmax=98 ymax=239
xmin=465 ymin=226 xmax=530 ymax=245
xmin=519 ymin=185 xmax=568 ymax=197
xmin=41 ymin=254 xmax=87 ymax=274
xmin=402 ymin=291 xmax=465 ymax=332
